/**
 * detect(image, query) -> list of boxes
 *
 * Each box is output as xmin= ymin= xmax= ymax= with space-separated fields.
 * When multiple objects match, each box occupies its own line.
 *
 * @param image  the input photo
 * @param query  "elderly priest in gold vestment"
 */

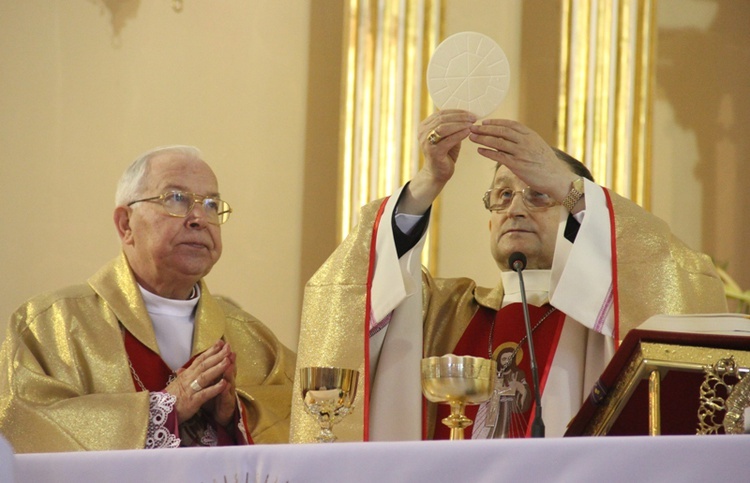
xmin=290 ymin=112 xmax=727 ymax=442
xmin=0 ymin=146 xmax=295 ymax=452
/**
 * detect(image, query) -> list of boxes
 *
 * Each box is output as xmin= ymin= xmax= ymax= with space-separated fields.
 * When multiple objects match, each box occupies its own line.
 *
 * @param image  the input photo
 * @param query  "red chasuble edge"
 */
xmin=602 ymin=189 xmax=621 ymax=349
xmin=363 ymin=196 xmax=390 ymax=441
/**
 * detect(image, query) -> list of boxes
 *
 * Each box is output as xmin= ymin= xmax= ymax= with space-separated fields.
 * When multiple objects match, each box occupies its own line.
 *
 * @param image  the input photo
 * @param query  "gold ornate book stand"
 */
xmin=565 ymin=315 xmax=750 ymax=436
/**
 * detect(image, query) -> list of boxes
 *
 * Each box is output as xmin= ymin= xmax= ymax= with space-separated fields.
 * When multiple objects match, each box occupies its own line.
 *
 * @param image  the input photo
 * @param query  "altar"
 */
xmin=8 ymin=435 xmax=750 ymax=482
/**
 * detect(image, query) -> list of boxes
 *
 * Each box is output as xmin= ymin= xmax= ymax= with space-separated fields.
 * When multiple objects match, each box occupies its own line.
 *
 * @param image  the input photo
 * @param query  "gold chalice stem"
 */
xmin=443 ymin=401 xmax=472 ymax=440
xmin=317 ymin=410 xmax=336 ymax=443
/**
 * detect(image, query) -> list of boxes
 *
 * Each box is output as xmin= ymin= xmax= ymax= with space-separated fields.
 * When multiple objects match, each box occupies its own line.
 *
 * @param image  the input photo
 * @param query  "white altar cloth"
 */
xmin=12 ymin=435 xmax=750 ymax=483
xmin=0 ymin=436 xmax=15 ymax=483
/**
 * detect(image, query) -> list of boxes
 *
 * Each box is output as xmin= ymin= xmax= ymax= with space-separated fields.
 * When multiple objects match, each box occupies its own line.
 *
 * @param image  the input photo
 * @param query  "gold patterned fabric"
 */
xmin=290 ymin=200 xmax=382 ymax=443
xmin=291 ymin=187 xmax=726 ymax=442
xmin=606 ymin=190 xmax=727 ymax=338
xmin=0 ymin=253 xmax=295 ymax=453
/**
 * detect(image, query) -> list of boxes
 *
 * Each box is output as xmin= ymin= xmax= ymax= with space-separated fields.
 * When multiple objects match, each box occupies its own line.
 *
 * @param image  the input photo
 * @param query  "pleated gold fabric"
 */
xmin=0 ymin=253 xmax=295 ymax=453
xmin=291 ymin=188 xmax=727 ymax=442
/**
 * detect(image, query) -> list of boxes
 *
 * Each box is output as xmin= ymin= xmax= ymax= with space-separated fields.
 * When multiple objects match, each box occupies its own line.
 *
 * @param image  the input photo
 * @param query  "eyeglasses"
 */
xmin=127 ymin=190 xmax=232 ymax=225
xmin=482 ymin=187 xmax=557 ymax=212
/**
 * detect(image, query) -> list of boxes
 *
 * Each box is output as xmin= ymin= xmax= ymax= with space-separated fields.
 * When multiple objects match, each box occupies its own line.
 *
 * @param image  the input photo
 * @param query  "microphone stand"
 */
xmin=512 ymin=256 xmax=545 ymax=438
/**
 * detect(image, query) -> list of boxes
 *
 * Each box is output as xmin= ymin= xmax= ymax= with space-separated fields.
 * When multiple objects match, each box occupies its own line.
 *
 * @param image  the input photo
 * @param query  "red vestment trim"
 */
xmin=603 ymin=189 xmax=621 ymax=349
xmin=123 ymin=329 xmax=182 ymax=391
xmin=524 ymin=312 xmax=565 ymax=438
xmin=363 ymin=196 xmax=390 ymax=441
xmin=237 ymin=401 xmax=254 ymax=445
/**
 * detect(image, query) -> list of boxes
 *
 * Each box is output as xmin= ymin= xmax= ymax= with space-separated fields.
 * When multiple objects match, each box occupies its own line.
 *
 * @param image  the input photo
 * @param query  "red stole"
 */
xmin=431 ymin=303 xmax=565 ymax=439
xmin=123 ymin=329 xmax=198 ymax=391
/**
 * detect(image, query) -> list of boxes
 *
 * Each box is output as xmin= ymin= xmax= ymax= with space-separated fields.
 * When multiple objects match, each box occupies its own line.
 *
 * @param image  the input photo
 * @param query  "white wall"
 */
xmin=0 ymin=1 xmax=312 ymax=349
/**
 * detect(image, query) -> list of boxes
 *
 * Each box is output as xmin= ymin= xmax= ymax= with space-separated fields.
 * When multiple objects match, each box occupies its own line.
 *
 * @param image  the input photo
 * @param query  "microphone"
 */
xmin=509 ymin=252 xmax=545 ymax=438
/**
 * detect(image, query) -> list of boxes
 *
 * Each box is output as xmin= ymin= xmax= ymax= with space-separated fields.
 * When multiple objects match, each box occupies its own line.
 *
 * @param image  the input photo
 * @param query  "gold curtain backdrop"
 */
xmin=558 ymin=0 xmax=655 ymax=208
xmin=339 ymin=0 xmax=441 ymax=269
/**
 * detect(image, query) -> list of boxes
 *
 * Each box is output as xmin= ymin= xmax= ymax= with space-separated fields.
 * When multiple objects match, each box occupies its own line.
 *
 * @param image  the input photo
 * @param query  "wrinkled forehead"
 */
xmin=147 ymin=153 xmax=219 ymax=194
xmin=490 ymin=165 xmax=524 ymax=188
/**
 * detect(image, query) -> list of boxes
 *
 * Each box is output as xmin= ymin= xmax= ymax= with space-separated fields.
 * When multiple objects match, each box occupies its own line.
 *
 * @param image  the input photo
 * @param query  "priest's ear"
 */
xmin=114 ymin=206 xmax=134 ymax=245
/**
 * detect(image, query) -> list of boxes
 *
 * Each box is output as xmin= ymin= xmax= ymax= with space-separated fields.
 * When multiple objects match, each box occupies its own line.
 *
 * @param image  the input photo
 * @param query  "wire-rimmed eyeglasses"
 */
xmin=127 ymin=190 xmax=232 ymax=225
xmin=482 ymin=187 xmax=557 ymax=212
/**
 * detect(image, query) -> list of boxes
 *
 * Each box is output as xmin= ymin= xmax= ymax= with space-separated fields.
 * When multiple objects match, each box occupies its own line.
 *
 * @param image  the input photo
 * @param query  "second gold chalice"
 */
xmin=299 ymin=366 xmax=359 ymax=443
xmin=421 ymin=354 xmax=496 ymax=440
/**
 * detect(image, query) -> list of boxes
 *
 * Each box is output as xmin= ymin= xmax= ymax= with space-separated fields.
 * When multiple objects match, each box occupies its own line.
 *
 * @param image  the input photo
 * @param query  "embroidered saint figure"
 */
xmin=472 ymin=343 xmax=532 ymax=439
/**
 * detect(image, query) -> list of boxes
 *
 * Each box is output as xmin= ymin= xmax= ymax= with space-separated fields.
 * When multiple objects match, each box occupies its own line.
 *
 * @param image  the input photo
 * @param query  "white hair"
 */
xmin=114 ymin=145 xmax=203 ymax=207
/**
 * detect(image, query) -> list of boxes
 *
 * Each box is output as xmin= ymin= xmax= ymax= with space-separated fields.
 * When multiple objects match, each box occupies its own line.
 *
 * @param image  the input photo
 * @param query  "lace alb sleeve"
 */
xmin=145 ymin=392 xmax=181 ymax=449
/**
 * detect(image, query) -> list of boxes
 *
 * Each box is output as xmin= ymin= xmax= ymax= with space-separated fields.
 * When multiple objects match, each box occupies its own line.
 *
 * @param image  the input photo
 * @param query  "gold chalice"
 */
xmin=299 ymin=366 xmax=359 ymax=443
xmin=421 ymin=354 xmax=496 ymax=440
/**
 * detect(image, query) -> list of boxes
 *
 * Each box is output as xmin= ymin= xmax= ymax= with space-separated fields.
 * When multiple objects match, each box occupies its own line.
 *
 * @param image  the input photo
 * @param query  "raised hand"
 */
xmin=469 ymin=119 xmax=577 ymax=202
xmin=401 ymin=109 xmax=477 ymax=215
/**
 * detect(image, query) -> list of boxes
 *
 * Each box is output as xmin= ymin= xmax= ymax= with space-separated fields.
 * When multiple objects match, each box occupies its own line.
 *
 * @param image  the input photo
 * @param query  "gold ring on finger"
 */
xmin=428 ymin=129 xmax=442 ymax=145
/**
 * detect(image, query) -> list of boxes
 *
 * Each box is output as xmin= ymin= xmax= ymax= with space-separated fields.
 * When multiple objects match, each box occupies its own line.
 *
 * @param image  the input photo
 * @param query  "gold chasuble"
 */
xmin=0 ymin=254 xmax=295 ymax=453
xmin=290 ymin=185 xmax=726 ymax=443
